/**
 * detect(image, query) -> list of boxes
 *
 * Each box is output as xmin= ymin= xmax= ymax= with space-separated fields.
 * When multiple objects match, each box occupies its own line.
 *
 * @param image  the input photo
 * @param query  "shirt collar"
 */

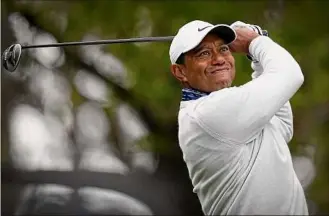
xmin=181 ymin=88 xmax=210 ymax=101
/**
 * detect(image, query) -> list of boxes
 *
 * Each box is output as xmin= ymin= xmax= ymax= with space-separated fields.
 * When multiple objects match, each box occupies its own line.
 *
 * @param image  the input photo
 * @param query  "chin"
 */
xmin=213 ymin=80 xmax=232 ymax=91
xmin=222 ymin=81 xmax=232 ymax=88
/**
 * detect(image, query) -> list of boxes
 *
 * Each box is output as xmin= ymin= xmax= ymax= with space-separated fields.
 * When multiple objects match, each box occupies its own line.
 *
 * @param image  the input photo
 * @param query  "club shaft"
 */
xmin=21 ymin=36 xmax=175 ymax=49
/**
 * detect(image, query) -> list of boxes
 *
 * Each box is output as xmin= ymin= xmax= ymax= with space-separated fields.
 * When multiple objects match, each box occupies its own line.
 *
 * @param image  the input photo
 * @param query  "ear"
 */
xmin=170 ymin=64 xmax=188 ymax=82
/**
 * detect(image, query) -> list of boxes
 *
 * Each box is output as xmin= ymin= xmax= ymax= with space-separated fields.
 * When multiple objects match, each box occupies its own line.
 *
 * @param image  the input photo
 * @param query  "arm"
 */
xmin=252 ymin=60 xmax=294 ymax=143
xmin=193 ymin=36 xmax=303 ymax=144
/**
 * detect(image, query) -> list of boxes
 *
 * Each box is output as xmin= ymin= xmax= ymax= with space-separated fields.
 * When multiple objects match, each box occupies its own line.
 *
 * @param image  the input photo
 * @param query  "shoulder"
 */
xmin=192 ymin=87 xmax=241 ymax=118
xmin=180 ymin=87 xmax=239 ymax=113
xmin=178 ymin=87 xmax=243 ymax=129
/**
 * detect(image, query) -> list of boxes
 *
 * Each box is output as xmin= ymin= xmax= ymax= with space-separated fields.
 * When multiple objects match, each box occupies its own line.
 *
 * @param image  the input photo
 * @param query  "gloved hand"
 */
xmin=230 ymin=21 xmax=269 ymax=62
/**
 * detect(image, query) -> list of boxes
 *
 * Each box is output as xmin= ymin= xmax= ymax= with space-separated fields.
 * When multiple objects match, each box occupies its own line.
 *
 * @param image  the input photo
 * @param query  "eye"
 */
xmin=199 ymin=50 xmax=210 ymax=56
xmin=220 ymin=46 xmax=229 ymax=52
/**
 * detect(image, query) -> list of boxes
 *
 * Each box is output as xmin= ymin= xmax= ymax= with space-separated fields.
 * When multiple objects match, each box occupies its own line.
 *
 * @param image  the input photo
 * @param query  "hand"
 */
xmin=229 ymin=25 xmax=260 ymax=54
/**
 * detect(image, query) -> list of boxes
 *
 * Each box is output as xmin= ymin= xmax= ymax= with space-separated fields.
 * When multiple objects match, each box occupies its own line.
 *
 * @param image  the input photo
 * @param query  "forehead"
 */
xmin=187 ymin=34 xmax=226 ymax=54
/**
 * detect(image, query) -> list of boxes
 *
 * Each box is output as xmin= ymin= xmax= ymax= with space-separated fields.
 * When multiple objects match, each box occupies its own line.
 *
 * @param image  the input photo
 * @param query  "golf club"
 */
xmin=2 ymin=28 xmax=268 ymax=73
xmin=2 ymin=36 xmax=175 ymax=72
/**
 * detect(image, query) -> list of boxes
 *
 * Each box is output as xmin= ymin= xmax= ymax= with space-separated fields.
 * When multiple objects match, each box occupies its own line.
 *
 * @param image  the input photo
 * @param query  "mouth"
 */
xmin=209 ymin=68 xmax=230 ymax=75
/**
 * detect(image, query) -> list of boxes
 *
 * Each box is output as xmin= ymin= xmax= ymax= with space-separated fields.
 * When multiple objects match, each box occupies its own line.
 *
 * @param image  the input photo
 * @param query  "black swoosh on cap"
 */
xmin=198 ymin=26 xmax=211 ymax=32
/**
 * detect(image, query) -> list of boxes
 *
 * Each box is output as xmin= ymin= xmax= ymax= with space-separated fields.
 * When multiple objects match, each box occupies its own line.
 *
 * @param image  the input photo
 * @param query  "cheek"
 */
xmin=228 ymin=55 xmax=235 ymax=67
xmin=228 ymin=56 xmax=236 ymax=77
xmin=187 ymin=63 xmax=208 ymax=79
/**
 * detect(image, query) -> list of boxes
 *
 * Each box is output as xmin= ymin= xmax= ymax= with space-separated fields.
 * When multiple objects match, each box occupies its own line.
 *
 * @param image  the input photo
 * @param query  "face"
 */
xmin=171 ymin=34 xmax=235 ymax=92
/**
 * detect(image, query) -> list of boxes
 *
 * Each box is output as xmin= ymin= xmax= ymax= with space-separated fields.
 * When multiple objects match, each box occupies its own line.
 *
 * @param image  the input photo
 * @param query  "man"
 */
xmin=169 ymin=20 xmax=308 ymax=215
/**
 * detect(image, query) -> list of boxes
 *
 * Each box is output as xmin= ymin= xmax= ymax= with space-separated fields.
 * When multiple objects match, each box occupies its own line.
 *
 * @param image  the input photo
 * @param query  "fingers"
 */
xmin=229 ymin=21 xmax=269 ymax=61
xmin=228 ymin=28 xmax=260 ymax=54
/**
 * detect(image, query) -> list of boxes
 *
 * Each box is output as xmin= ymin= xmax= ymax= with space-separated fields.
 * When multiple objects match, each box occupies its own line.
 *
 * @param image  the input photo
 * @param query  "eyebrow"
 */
xmin=192 ymin=42 xmax=227 ymax=54
xmin=192 ymin=44 xmax=209 ymax=54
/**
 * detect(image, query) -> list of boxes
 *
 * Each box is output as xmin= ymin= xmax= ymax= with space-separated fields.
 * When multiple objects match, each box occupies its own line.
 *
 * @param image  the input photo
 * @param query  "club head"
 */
xmin=2 ymin=44 xmax=22 ymax=72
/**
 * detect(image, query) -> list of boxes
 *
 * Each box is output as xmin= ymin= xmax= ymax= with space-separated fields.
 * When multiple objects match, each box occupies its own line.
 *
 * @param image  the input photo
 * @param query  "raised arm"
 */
xmin=251 ymin=60 xmax=294 ymax=143
xmin=193 ymin=33 xmax=304 ymax=145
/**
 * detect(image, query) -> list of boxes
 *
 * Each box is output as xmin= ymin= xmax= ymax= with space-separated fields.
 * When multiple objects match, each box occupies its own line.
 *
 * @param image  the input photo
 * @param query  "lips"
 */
xmin=210 ymin=68 xmax=230 ymax=74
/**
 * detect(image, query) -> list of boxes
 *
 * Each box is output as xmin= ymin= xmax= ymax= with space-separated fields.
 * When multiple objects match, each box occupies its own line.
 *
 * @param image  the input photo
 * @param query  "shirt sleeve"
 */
xmin=251 ymin=60 xmax=294 ymax=143
xmin=193 ymin=36 xmax=304 ymax=144
xmin=270 ymin=102 xmax=294 ymax=143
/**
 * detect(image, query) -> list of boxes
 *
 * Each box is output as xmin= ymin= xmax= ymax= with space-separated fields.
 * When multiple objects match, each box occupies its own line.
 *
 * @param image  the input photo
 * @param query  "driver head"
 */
xmin=2 ymin=44 xmax=22 ymax=72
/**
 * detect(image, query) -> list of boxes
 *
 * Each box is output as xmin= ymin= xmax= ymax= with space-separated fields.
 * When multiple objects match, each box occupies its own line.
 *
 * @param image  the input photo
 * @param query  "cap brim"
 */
xmin=209 ymin=24 xmax=236 ymax=44
xmin=183 ymin=24 xmax=236 ymax=53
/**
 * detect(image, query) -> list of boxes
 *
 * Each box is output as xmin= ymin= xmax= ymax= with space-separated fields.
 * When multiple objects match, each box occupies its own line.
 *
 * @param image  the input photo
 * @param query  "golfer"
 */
xmin=169 ymin=20 xmax=308 ymax=215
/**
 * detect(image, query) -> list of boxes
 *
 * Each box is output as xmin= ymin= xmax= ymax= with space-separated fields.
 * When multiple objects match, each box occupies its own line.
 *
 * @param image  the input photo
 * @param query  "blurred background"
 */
xmin=1 ymin=0 xmax=329 ymax=215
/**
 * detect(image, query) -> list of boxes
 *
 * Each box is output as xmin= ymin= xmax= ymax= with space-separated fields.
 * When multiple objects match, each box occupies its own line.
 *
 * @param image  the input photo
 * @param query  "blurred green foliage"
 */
xmin=3 ymin=0 xmax=329 ymax=213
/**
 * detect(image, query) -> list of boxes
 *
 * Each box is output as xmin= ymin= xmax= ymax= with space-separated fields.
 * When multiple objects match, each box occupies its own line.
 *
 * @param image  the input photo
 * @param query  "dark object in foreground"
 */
xmin=2 ymin=161 xmax=203 ymax=216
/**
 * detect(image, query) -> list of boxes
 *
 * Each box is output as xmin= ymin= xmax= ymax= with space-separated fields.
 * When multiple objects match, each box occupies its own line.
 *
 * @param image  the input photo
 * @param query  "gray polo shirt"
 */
xmin=178 ymin=36 xmax=308 ymax=215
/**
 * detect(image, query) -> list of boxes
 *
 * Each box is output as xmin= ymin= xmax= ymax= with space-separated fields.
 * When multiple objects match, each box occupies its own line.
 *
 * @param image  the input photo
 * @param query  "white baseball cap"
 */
xmin=169 ymin=20 xmax=237 ymax=64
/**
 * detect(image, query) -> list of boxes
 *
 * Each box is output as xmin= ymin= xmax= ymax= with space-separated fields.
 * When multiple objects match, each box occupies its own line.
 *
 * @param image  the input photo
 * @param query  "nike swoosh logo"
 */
xmin=198 ymin=26 xmax=211 ymax=32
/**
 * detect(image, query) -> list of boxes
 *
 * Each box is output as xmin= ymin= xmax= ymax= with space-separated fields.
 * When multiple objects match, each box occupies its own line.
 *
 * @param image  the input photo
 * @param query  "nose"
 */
xmin=211 ymin=52 xmax=226 ymax=66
